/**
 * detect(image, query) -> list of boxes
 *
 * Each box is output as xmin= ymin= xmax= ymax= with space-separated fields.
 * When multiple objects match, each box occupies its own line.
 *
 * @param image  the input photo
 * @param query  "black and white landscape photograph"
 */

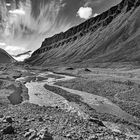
xmin=0 ymin=0 xmax=140 ymax=139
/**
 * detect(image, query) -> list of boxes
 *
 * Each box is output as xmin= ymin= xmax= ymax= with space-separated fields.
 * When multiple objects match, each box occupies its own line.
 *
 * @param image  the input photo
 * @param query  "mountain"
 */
xmin=0 ymin=48 xmax=16 ymax=63
xmin=26 ymin=0 xmax=140 ymax=67
xmin=12 ymin=51 xmax=32 ymax=61
xmin=13 ymin=51 xmax=32 ymax=58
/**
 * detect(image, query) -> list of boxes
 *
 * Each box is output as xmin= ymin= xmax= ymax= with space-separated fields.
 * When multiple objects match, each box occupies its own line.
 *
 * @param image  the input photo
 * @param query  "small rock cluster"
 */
xmin=24 ymin=128 xmax=53 ymax=140
xmin=0 ymin=103 xmax=139 ymax=140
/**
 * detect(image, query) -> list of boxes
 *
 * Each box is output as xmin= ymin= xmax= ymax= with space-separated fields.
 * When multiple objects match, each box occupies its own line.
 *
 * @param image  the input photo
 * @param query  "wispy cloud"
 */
xmin=5 ymin=45 xmax=26 ymax=54
xmin=6 ymin=3 xmax=11 ymax=7
xmin=9 ymin=9 xmax=25 ymax=15
xmin=5 ymin=0 xmax=69 ymax=36
xmin=0 ymin=0 xmax=71 ymax=55
xmin=0 ymin=42 xmax=6 ymax=46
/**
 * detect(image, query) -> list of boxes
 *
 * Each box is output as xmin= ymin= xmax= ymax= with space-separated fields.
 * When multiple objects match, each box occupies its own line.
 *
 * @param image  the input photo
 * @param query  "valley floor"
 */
xmin=0 ymin=63 xmax=140 ymax=140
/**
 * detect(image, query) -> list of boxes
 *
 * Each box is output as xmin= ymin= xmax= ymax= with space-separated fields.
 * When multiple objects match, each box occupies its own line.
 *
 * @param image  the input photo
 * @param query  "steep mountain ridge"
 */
xmin=0 ymin=48 xmax=16 ymax=63
xmin=26 ymin=0 xmax=140 ymax=66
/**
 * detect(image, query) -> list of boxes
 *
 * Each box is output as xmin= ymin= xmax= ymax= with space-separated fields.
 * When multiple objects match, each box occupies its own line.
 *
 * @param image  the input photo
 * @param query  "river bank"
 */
xmin=0 ymin=65 xmax=140 ymax=139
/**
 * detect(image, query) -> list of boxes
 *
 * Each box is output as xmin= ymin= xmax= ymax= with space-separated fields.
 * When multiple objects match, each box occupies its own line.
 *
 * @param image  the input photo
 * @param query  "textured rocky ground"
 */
xmin=1 ymin=103 xmax=136 ymax=140
xmin=0 ymin=64 xmax=140 ymax=140
xmin=1 ymin=0 xmax=140 ymax=139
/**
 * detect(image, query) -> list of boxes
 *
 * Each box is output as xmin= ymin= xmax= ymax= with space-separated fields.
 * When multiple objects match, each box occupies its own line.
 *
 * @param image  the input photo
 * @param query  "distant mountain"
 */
xmin=26 ymin=0 xmax=140 ymax=66
xmin=13 ymin=51 xmax=32 ymax=61
xmin=13 ymin=51 xmax=32 ymax=57
xmin=0 ymin=48 xmax=16 ymax=63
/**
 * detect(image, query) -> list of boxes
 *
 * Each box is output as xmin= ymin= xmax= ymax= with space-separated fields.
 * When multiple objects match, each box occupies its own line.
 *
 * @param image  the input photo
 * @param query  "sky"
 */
xmin=0 ymin=0 xmax=121 ymax=56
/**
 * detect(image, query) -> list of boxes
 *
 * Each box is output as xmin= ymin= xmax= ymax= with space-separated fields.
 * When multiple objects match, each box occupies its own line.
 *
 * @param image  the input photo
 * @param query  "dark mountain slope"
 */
xmin=26 ymin=0 xmax=140 ymax=66
xmin=0 ymin=48 xmax=16 ymax=63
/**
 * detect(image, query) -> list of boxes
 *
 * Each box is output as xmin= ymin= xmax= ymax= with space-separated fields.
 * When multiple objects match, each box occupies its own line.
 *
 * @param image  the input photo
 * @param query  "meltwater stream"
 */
xmin=16 ymin=71 xmax=136 ymax=122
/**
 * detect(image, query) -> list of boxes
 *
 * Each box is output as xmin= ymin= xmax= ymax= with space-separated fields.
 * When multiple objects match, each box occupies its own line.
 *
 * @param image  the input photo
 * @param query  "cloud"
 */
xmin=6 ymin=3 xmax=11 ymax=7
xmin=4 ymin=0 xmax=70 ymax=37
xmin=0 ymin=42 xmax=6 ymax=46
xmin=13 ymin=53 xmax=32 ymax=61
xmin=0 ymin=0 xmax=72 ymax=55
xmin=9 ymin=9 xmax=25 ymax=15
xmin=77 ymin=7 xmax=92 ymax=19
xmin=5 ymin=45 xmax=25 ymax=54
xmin=93 ymin=13 xmax=99 ymax=17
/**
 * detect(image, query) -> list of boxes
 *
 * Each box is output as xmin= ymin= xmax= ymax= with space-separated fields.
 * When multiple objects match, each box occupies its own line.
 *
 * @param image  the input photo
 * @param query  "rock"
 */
xmin=66 ymin=134 xmax=72 ymax=139
xmin=90 ymin=138 xmax=98 ymax=140
xmin=0 ymin=132 xmax=3 ymax=139
xmin=42 ymin=133 xmax=53 ymax=140
xmin=24 ymin=129 xmax=36 ymax=138
xmin=55 ymin=106 xmax=59 ymax=109
xmin=38 ymin=128 xmax=53 ymax=140
xmin=88 ymin=118 xmax=105 ymax=127
xmin=23 ymin=117 xmax=28 ymax=120
xmin=0 ymin=114 xmax=4 ymax=118
xmin=39 ymin=117 xmax=44 ymax=122
xmin=85 ymin=68 xmax=91 ymax=72
xmin=27 ymin=118 xmax=35 ymax=122
xmin=24 ymin=131 xmax=32 ymax=137
xmin=24 ymin=130 xmax=37 ymax=140
xmin=3 ymin=125 xmax=15 ymax=134
xmin=89 ymin=135 xmax=98 ymax=140
xmin=29 ymin=131 xmax=37 ymax=140
xmin=0 ymin=116 xmax=3 ymax=122
xmin=66 ymin=67 xmax=74 ymax=70
xmin=24 ymin=128 xmax=29 ymax=132
xmin=53 ymin=136 xmax=68 ymax=140
xmin=24 ymin=129 xmax=37 ymax=139
xmin=6 ymin=116 xmax=13 ymax=123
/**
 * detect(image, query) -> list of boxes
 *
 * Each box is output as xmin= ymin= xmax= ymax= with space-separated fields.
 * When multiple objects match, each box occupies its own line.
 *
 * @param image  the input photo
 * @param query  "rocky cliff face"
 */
xmin=26 ymin=0 xmax=140 ymax=66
